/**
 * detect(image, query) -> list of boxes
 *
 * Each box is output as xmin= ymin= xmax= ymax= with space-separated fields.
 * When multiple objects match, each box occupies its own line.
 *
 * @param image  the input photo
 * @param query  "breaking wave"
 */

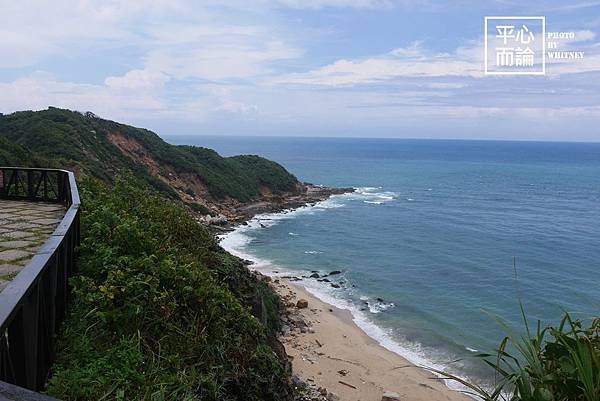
xmin=218 ymin=186 xmax=477 ymax=396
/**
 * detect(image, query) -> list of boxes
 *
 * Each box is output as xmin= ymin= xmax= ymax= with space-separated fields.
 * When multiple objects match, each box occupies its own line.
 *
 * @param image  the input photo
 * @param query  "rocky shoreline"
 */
xmin=198 ymin=183 xmax=353 ymax=230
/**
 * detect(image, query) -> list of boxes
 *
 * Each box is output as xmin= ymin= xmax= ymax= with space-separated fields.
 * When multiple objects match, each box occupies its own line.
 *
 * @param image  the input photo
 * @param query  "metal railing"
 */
xmin=0 ymin=168 xmax=72 ymax=204
xmin=0 ymin=168 xmax=80 ymax=392
xmin=0 ymin=380 xmax=60 ymax=401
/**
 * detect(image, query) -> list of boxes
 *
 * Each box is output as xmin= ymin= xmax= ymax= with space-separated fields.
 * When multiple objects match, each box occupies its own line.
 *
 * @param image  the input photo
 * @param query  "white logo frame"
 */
xmin=484 ymin=16 xmax=546 ymax=75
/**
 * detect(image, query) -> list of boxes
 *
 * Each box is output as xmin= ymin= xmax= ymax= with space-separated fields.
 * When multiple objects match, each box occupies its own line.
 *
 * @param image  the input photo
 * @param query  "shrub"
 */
xmin=47 ymin=178 xmax=292 ymax=401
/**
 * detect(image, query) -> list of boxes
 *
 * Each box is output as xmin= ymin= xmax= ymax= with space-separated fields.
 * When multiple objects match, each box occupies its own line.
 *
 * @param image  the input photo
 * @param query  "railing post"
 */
xmin=42 ymin=171 xmax=48 ymax=201
xmin=0 ymin=169 xmax=5 ymax=196
xmin=27 ymin=170 xmax=34 ymax=200
xmin=22 ymin=285 xmax=40 ymax=390
xmin=7 ymin=309 xmax=26 ymax=387
xmin=5 ymin=169 xmax=16 ymax=197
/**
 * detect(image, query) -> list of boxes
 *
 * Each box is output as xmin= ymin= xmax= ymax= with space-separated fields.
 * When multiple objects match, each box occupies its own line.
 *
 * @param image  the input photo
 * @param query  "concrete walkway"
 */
xmin=0 ymin=200 xmax=66 ymax=291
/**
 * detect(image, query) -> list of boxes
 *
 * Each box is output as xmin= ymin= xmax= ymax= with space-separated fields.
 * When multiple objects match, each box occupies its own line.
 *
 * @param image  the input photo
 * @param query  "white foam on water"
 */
xmin=338 ymin=187 xmax=399 ymax=206
xmin=295 ymin=279 xmax=473 ymax=394
xmin=353 ymin=187 xmax=397 ymax=202
xmin=368 ymin=301 xmax=395 ymax=314
xmin=356 ymin=295 xmax=395 ymax=313
xmin=219 ymin=195 xmax=346 ymax=271
xmin=219 ymin=188 xmax=476 ymax=396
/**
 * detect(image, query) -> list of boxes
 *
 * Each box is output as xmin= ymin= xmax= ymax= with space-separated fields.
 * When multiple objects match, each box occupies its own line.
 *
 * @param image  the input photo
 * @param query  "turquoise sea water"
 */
xmin=166 ymin=136 xmax=600 ymax=387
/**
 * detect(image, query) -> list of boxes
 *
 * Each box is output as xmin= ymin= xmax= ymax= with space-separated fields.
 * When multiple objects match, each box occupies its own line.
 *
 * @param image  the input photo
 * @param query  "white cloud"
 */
xmin=0 ymin=1 xmax=157 ymax=68
xmin=0 ymin=1 xmax=301 ymax=81
xmin=274 ymin=0 xmax=391 ymax=9
xmin=0 ymin=1 xmax=599 ymax=140
xmin=105 ymin=69 xmax=170 ymax=90
xmin=144 ymin=34 xmax=301 ymax=81
xmin=275 ymin=32 xmax=600 ymax=87
xmin=568 ymin=30 xmax=596 ymax=42
xmin=275 ymin=42 xmax=482 ymax=86
xmin=543 ymin=1 xmax=600 ymax=11
xmin=207 ymin=85 xmax=259 ymax=114
xmin=0 ymin=73 xmax=166 ymax=120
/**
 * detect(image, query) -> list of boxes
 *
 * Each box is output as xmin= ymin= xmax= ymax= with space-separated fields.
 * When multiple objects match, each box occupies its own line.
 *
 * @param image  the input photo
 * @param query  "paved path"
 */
xmin=0 ymin=200 xmax=66 ymax=292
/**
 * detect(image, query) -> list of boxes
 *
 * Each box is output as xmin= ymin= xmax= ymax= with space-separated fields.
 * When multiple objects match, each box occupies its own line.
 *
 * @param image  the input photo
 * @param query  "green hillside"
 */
xmin=0 ymin=136 xmax=43 ymax=166
xmin=47 ymin=178 xmax=293 ymax=401
xmin=0 ymin=107 xmax=300 ymax=203
xmin=0 ymin=108 xmax=305 ymax=400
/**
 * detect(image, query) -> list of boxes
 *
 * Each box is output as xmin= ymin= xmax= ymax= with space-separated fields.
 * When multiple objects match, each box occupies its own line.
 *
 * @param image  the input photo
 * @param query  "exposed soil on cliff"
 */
xmin=107 ymin=130 xmax=352 ymax=226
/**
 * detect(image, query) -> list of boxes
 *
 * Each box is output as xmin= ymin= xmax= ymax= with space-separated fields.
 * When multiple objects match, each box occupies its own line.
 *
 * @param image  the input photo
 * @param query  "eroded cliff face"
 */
xmin=105 ymin=130 xmax=351 ymax=224
xmin=106 ymin=130 xmax=215 ymax=210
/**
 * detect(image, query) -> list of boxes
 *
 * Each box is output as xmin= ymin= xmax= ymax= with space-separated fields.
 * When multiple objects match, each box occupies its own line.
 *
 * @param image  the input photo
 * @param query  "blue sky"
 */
xmin=1 ymin=1 xmax=600 ymax=141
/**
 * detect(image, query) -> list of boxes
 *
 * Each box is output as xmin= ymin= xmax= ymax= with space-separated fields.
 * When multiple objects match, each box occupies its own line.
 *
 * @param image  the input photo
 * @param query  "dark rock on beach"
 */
xmin=296 ymin=299 xmax=309 ymax=309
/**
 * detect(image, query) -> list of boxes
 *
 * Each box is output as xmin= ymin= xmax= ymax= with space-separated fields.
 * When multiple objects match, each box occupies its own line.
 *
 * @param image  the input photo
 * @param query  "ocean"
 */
xmin=165 ymin=136 xmax=600 ymax=388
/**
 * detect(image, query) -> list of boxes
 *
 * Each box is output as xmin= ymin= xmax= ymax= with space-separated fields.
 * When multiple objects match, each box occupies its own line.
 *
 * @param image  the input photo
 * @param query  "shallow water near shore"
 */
xmin=167 ymin=136 xmax=600 ymax=388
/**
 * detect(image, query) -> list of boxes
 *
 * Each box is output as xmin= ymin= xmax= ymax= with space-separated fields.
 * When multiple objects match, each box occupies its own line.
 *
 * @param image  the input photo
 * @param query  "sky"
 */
xmin=1 ymin=0 xmax=600 ymax=141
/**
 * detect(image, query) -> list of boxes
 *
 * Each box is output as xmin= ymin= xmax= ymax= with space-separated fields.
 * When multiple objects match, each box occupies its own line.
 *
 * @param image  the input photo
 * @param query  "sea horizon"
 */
xmin=165 ymin=134 xmax=600 ymax=145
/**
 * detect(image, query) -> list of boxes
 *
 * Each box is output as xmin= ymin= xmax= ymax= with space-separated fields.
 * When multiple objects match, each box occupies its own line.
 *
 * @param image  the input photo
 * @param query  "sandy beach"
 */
xmin=273 ymin=278 xmax=472 ymax=401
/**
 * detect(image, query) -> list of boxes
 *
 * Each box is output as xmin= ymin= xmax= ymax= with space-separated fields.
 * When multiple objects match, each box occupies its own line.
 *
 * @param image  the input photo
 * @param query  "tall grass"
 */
xmin=434 ymin=262 xmax=600 ymax=401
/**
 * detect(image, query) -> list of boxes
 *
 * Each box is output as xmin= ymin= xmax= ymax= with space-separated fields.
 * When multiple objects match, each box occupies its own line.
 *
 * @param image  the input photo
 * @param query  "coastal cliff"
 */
xmin=0 ymin=107 xmax=350 ymax=222
xmin=0 ymin=108 xmax=348 ymax=401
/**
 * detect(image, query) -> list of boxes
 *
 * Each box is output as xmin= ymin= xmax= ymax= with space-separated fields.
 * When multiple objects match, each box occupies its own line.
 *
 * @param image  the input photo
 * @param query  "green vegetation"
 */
xmin=177 ymin=146 xmax=299 ymax=201
xmin=0 ymin=107 xmax=302 ymax=399
xmin=0 ymin=137 xmax=46 ymax=167
xmin=0 ymin=107 xmax=299 ymax=202
xmin=47 ymin=177 xmax=292 ymax=401
xmin=437 ymin=308 xmax=600 ymax=401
